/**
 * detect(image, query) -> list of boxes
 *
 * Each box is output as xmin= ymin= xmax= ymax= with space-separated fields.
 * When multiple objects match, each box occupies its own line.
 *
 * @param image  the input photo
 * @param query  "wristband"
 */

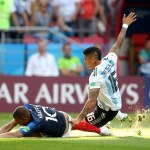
xmin=122 ymin=24 xmax=128 ymax=29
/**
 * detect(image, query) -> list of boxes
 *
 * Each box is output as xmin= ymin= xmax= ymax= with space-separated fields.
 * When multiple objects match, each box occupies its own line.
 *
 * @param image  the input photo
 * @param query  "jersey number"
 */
xmin=108 ymin=71 xmax=118 ymax=93
xmin=42 ymin=107 xmax=58 ymax=122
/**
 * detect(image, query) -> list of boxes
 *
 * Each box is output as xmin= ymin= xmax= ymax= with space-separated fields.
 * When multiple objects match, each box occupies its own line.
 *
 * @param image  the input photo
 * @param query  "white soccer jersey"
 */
xmin=89 ymin=52 xmax=122 ymax=111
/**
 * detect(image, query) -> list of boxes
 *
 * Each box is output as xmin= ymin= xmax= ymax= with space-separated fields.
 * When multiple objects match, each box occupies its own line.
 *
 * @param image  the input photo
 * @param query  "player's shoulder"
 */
xmin=24 ymin=103 xmax=35 ymax=110
xmin=90 ymin=67 xmax=103 ymax=79
xmin=104 ymin=52 xmax=118 ymax=59
xmin=102 ymin=52 xmax=118 ymax=64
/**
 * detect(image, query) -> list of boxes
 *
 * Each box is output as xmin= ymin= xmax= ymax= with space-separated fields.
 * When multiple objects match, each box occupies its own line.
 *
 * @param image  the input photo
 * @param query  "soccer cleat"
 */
xmin=100 ymin=126 xmax=112 ymax=136
xmin=121 ymin=113 xmax=128 ymax=121
xmin=105 ymin=122 xmax=111 ymax=129
xmin=116 ymin=111 xmax=128 ymax=121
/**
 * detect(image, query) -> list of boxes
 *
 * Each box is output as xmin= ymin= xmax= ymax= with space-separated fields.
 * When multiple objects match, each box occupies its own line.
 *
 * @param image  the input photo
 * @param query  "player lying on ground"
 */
xmin=0 ymin=104 xmax=111 ymax=138
xmin=71 ymin=12 xmax=137 ymax=127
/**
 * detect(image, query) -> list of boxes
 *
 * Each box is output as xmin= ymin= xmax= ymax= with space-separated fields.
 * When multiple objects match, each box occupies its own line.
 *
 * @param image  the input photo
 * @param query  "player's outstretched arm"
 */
xmin=109 ymin=12 xmax=137 ymax=56
xmin=0 ymin=130 xmax=23 ymax=138
xmin=0 ymin=119 xmax=18 ymax=134
xmin=70 ymin=88 xmax=99 ymax=125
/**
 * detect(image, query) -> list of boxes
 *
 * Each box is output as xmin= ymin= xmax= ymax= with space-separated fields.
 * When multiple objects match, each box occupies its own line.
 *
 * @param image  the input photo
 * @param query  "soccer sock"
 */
xmin=72 ymin=120 xmax=100 ymax=134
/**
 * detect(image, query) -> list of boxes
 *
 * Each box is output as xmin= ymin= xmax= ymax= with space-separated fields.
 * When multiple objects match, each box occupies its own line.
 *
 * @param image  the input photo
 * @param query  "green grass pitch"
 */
xmin=0 ymin=113 xmax=150 ymax=150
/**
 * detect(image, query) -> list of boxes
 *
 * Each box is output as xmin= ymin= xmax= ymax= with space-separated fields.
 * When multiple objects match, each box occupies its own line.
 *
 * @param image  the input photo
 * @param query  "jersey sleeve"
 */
xmin=89 ymin=69 xmax=103 ymax=89
xmin=89 ymin=79 xmax=101 ymax=89
xmin=19 ymin=122 xmax=37 ymax=136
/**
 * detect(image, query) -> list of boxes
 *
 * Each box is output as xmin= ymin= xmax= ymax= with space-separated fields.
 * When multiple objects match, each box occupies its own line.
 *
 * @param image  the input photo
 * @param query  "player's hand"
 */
xmin=69 ymin=118 xmax=80 ymax=127
xmin=122 ymin=12 xmax=137 ymax=26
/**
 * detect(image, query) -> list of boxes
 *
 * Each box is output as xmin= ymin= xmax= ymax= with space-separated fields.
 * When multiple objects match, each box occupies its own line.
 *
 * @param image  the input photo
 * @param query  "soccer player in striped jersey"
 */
xmin=71 ymin=12 xmax=137 ymax=127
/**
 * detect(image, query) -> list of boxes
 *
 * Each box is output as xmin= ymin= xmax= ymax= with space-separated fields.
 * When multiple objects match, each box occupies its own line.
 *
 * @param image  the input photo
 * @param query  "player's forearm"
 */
xmin=0 ymin=130 xmax=23 ymax=138
xmin=0 ymin=125 xmax=10 ymax=134
xmin=77 ymin=88 xmax=99 ymax=121
xmin=77 ymin=99 xmax=96 ymax=122
xmin=115 ymin=27 xmax=127 ymax=48
xmin=110 ymin=12 xmax=137 ymax=55
xmin=0 ymin=120 xmax=18 ymax=134
xmin=0 ymin=132 xmax=18 ymax=138
xmin=111 ymin=27 xmax=127 ymax=55
xmin=0 ymin=124 xmax=13 ymax=134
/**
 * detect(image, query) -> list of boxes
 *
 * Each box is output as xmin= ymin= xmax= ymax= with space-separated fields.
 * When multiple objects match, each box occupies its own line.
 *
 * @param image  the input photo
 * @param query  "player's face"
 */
xmin=84 ymin=55 xmax=95 ymax=69
xmin=15 ymin=117 xmax=30 ymax=126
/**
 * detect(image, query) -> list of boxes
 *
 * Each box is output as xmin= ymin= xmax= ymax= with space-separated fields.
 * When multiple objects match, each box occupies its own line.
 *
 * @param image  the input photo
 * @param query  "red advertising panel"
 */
xmin=118 ymin=76 xmax=144 ymax=112
xmin=0 ymin=76 xmax=89 ymax=112
xmin=0 ymin=76 xmax=144 ymax=113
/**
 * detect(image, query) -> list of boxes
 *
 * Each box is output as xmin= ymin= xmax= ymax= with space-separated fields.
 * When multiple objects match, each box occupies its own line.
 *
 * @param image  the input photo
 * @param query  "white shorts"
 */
xmin=62 ymin=114 xmax=72 ymax=138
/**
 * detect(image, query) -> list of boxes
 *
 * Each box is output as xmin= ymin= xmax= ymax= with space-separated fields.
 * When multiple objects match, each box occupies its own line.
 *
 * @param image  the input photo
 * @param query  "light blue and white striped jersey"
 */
xmin=89 ymin=52 xmax=122 ymax=111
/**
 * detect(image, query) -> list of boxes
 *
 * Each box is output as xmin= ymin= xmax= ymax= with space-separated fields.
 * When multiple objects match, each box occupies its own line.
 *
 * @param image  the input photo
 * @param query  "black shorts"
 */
xmin=85 ymin=104 xmax=118 ymax=127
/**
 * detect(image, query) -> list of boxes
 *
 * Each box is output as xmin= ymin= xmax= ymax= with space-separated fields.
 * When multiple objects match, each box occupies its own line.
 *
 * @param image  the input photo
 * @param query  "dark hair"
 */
xmin=13 ymin=106 xmax=30 ymax=119
xmin=83 ymin=46 xmax=102 ymax=60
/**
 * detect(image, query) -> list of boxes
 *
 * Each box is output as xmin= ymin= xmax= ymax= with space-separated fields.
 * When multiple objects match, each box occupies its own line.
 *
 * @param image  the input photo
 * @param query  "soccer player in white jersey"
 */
xmin=71 ymin=12 xmax=137 ymax=127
